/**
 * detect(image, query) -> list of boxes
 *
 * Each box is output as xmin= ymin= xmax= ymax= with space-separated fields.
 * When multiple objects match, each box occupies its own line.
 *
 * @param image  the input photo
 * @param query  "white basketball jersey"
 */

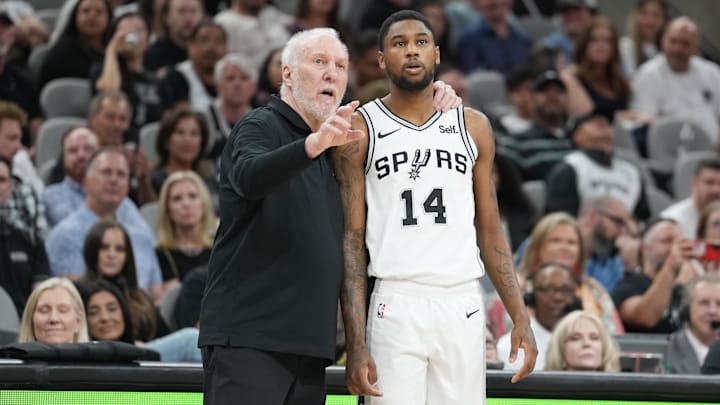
xmin=359 ymin=100 xmax=485 ymax=287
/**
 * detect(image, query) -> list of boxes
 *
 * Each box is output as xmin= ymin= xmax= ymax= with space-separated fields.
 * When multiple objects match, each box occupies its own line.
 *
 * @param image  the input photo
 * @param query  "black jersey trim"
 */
xmin=359 ymin=107 xmax=376 ymax=174
xmin=374 ymin=99 xmax=442 ymax=131
xmin=457 ymin=107 xmax=477 ymax=162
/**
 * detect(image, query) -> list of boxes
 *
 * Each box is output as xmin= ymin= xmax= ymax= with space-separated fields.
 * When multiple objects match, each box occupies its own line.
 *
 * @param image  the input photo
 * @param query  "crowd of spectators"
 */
xmin=0 ymin=0 xmax=719 ymax=376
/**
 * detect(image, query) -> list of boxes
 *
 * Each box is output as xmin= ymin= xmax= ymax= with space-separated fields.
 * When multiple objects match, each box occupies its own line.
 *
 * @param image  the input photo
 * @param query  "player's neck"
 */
xmin=382 ymin=86 xmax=435 ymax=126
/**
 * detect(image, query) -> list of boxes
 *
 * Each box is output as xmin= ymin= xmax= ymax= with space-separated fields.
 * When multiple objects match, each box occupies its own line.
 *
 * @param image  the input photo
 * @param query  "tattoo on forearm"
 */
xmin=493 ymin=246 xmax=516 ymax=289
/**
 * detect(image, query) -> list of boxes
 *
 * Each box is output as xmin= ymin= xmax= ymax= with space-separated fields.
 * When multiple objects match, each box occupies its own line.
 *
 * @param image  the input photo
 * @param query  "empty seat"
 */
xmin=465 ymin=70 xmax=510 ymax=117
xmin=139 ymin=122 xmax=160 ymax=167
xmin=522 ymin=180 xmax=546 ymax=216
xmin=647 ymin=117 xmax=713 ymax=174
xmin=40 ymin=78 xmax=92 ymax=118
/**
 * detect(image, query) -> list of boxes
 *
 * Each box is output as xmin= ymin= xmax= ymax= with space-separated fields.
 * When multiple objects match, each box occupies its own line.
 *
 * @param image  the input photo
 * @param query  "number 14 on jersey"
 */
xmin=400 ymin=188 xmax=447 ymax=226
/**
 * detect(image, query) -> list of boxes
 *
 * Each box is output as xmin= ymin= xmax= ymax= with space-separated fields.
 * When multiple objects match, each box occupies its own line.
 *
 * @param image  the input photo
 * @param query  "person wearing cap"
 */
xmin=544 ymin=106 xmax=651 ymax=221
xmin=540 ymin=0 xmax=597 ymax=65
xmin=496 ymin=70 xmax=573 ymax=181
xmin=631 ymin=16 xmax=720 ymax=144
xmin=455 ymin=0 xmax=532 ymax=75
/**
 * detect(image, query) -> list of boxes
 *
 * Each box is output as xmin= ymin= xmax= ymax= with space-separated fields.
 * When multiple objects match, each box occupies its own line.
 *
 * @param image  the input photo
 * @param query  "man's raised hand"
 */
xmin=305 ymin=100 xmax=364 ymax=159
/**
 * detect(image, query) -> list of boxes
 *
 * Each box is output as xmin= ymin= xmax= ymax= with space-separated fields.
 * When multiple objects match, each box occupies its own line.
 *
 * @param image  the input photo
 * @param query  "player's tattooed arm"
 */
xmin=332 ymin=113 xmax=381 ymax=396
xmin=465 ymin=107 xmax=537 ymax=382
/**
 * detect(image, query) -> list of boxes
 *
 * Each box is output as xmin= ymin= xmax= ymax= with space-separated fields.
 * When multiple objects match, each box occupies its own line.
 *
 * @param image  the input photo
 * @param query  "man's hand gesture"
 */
xmin=305 ymin=100 xmax=364 ymax=159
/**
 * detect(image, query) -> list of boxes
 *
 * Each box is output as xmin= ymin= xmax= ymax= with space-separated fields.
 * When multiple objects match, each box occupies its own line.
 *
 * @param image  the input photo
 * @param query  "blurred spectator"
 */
xmin=612 ymin=219 xmax=696 ymax=333
xmin=80 ymin=278 xmax=201 ymax=361
xmin=251 ymin=47 xmax=282 ymax=108
xmin=288 ymin=0 xmax=342 ymax=34
xmin=173 ymin=265 xmax=207 ymax=329
xmin=0 ymin=101 xmax=44 ymax=244
xmin=150 ymin=109 xmax=214 ymax=195
xmin=540 ymin=0 xmax=596 ymax=66
xmin=347 ymin=30 xmax=385 ymax=99
xmin=80 ymin=219 xmax=168 ymax=341
xmin=544 ymin=108 xmax=651 ymax=221
xmin=661 ymin=158 xmax=720 ymax=239
xmin=38 ymin=0 xmax=112 ymax=88
xmin=485 ymin=324 xmax=499 ymax=363
xmin=206 ymin=53 xmax=257 ymax=158
xmin=561 ymin=17 xmax=631 ymax=118
xmin=577 ymin=196 xmax=636 ymax=293
xmin=158 ymin=21 xmax=227 ymax=112
xmin=358 ymin=0 xmax=410 ymax=31
xmin=499 ymin=64 xmax=534 ymax=134
xmin=632 ymin=17 xmax=720 ymax=144
xmin=544 ymin=310 xmax=621 ymax=371
xmin=214 ymin=0 xmax=292 ymax=78
xmin=456 ymin=0 xmax=531 ymax=74
xmin=42 ymin=127 xmax=145 ymax=229
xmin=17 ymin=277 xmax=89 ymax=344
xmin=498 ymin=263 xmax=579 ymax=371
xmin=91 ymin=13 xmax=163 ymax=132
xmin=436 ymin=64 xmax=465 ymax=100
xmin=0 ymin=14 xmax=42 ymax=144
xmin=144 ymin=0 xmax=205 ymax=72
xmin=0 ymin=1 xmax=49 ymax=66
xmin=695 ymin=201 xmax=720 ymax=274
xmin=45 ymin=147 xmax=162 ymax=297
xmin=414 ymin=0 xmax=456 ymax=66
xmin=620 ymin=0 xmax=669 ymax=76
xmin=497 ymin=70 xmax=573 ymax=181
xmin=516 ymin=212 xmax=624 ymax=334
xmin=492 ymin=153 xmax=535 ymax=249
xmin=666 ymin=274 xmax=720 ymax=374
xmin=155 ymin=171 xmax=216 ymax=290
xmin=0 ymin=155 xmax=49 ymax=316
xmin=87 ymin=91 xmax=156 ymax=206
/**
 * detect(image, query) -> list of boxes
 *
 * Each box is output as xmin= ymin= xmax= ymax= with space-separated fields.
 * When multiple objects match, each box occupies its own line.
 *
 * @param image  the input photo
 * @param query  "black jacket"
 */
xmin=198 ymin=96 xmax=344 ymax=362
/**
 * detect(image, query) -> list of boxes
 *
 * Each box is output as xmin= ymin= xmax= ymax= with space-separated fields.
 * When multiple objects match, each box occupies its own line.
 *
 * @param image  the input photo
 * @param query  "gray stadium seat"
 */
xmin=522 ymin=180 xmax=546 ymax=216
xmin=35 ymin=117 xmax=86 ymax=170
xmin=465 ymin=70 xmax=511 ymax=117
xmin=516 ymin=16 xmax=557 ymax=41
xmin=614 ymin=148 xmax=656 ymax=188
xmin=159 ymin=283 xmax=182 ymax=332
xmin=613 ymin=121 xmax=640 ymax=157
xmin=139 ymin=122 xmax=160 ymax=167
xmin=647 ymin=116 xmax=713 ymax=174
xmin=40 ymin=78 xmax=92 ymax=118
xmin=28 ymin=43 xmax=51 ymax=84
xmin=0 ymin=286 xmax=20 ymax=334
xmin=646 ymin=185 xmax=673 ymax=218
xmin=673 ymin=150 xmax=718 ymax=200
xmin=140 ymin=201 xmax=159 ymax=230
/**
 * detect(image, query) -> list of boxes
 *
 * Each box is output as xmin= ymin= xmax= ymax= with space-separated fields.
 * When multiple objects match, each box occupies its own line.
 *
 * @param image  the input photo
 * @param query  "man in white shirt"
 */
xmin=661 ymin=158 xmax=720 ymax=238
xmin=632 ymin=17 xmax=720 ymax=144
xmin=666 ymin=274 xmax=720 ymax=374
xmin=498 ymin=263 xmax=580 ymax=370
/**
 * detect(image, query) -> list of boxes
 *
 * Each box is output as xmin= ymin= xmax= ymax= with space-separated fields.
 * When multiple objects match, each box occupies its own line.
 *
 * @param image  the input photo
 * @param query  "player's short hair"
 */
xmin=377 ymin=10 xmax=435 ymax=51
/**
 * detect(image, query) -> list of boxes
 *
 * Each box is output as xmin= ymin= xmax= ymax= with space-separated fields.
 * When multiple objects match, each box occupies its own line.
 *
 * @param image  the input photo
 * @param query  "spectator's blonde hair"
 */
xmin=0 ymin=101 xmax=27 ymax=127
xmin=518 ymin=212 xmax=586 ymax=283
xmin=18 ymin=277 xmax=89 ymax=344
xmin=156 ymin=170 xmax=217 ymax=249
xmin=279 ymin=28 xmax=347 ymax=98
xmin=544 ymin=310 xmax=620 ymax=371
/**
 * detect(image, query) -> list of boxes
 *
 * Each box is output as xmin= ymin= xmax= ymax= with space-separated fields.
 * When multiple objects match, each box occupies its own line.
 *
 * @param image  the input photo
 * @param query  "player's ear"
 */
xmin=378 ymin=51 xmax=386 ymax=70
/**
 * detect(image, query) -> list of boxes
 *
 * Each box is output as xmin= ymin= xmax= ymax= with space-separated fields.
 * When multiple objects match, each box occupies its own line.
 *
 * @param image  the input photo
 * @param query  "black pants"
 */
xmin=202 ymin=346 xmax=326 ymax=405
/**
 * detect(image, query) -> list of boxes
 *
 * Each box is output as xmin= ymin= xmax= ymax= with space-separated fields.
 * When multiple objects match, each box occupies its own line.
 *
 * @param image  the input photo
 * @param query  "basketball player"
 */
xmin=333 ymin=11 xmax=538 ymax=404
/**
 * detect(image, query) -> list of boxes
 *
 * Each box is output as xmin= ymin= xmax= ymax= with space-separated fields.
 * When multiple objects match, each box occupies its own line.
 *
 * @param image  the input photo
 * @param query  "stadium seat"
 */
xmin=0 ymin=286 xmax=20 ymax=334
xmin=140 ymin=201 xmax=158 ymax=230
xmin=522 ymin=180 xmax=546 ymax=216
xmin=646 ymin=185 xmax=673 ymax=218
xmin=40 ymin=78 xmax=92 ymax=118
xmin=28 ymin=43 xmax=51 ymax=85
xmin=35 ymin=117 xmax=86 ymax=170
xmin=516 ymin=16 xmax=557 ymax=41
xmin=646 ymin=116 xmax=713 ymax=174
xmin=139 ymin=122 xmax=160 ymax=167
xmin=159 ymin=283 xmax=182 ymax=332
xmin=673 ymin=150 xmax=717 ymax=200
xmin=465 ymin=70 xmax=511 ymax=117
xmin=613 ymin=121 xmax=640 ymax=157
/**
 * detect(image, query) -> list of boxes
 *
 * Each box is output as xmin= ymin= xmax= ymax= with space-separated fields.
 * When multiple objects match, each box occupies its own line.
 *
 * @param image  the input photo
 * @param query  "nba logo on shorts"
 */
xmin=377 ymin=303 xmax=386 ymax=318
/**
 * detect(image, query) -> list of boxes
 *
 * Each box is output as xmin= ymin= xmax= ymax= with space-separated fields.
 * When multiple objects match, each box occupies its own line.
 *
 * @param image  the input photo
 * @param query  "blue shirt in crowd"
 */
xmin=456 ymin=17 xmax=532 ymax=74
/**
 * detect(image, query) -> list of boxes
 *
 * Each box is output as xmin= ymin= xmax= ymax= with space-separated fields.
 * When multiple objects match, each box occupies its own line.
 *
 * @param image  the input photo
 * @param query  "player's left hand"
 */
xmin=509 ymin=320 xmax=537 ymax=383
xmin=432 ymin=80 xmax=462 ymax=112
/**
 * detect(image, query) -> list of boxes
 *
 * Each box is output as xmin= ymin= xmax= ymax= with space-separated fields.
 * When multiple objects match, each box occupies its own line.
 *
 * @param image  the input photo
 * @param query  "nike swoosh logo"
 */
xmin=377 ymin=129 xmax=400 ymax=139
xmin=466 ymin=309 xmax=481 ymax=319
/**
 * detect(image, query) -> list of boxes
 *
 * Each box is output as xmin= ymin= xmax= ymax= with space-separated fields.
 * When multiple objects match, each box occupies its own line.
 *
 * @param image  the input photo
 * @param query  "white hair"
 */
xmin=214 ymin=53 xmax=259 ymax=84
xmin=279 ymin=28 xmax=347 ymax=98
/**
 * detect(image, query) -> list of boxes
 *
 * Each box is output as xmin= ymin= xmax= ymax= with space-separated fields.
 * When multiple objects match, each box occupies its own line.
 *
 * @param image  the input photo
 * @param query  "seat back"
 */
xmin=140 ymin=201 xmax=159 ymax=231
xmin=465 ymin=70 xmax=511 ymax=117
xmin=673 ymin=150 xmax=718 ymax=200
xmin=139 ymin=122 xmax=161 ymax=168
xmin=647 ymin=117 xmax=713 ymax=173
xmin=35 ymin=117 xmax=86 ymax=170
xmin=40 ymin=78 xmax=91 ymax=118
xmin=0 ymin=286 xmax=20 ymax=334
xmin=158 ymin=283 xmax=182 ymax=332
xmin=522 ymin=180 xmax=546 ymax=216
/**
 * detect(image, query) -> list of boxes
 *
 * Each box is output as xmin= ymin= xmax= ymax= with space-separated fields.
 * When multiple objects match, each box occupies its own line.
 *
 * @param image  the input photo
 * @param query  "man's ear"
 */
xmin=378 ymin=51 xmax=385 ymax=70
xmin=282 ymin=65 xmax=292 ymax=87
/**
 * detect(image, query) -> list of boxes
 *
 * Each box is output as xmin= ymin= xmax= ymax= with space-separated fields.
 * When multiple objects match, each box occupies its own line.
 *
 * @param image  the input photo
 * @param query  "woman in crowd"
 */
xmin=689 ymin=201 xmax=720 ymax=274
xmin=81 ymin=279 xmax=201 ymax=362
xmin=544 ymin=310 xmax=621 ymax=372
xmin=560 ymin=17 xmax=631 ymax=118
xmin=620 ymin=0 xmax=669 ymax=75
xmin=39 ymin=0 xmax=112 ymax=88
xmin=252 ymin=48 xmax=283 ymax=108
xmin=18 ymin=277 xmax=89 ymax=345
xmin=92 ymin=12 xmax=163 ymax=131
xmin=82 ymin=219 xmax=168 ymax=342
xmin=414 ymin=0 xmax=456 ymax=66
xmin=288 ymin=0 xmax=342 ymax=34
xmin=155 ymin=171 xmax=217 ymax=291
xmin=150 ymin=109 xmax=212 ymax=195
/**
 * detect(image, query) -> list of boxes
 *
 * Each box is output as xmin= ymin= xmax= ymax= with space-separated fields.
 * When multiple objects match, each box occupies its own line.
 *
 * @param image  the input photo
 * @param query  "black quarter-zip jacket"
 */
xmin=198 ymin=96 xmax=344 ymax=362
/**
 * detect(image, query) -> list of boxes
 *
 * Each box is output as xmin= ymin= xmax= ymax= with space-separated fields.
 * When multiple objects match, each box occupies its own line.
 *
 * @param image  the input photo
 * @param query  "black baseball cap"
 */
xmin=566 ymin=106 xmax=615 ymax=138
xmin=533 ymin=70 xmax=567 ymax=91
xmin=557 ymin=0 xmax=598 ymax=12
